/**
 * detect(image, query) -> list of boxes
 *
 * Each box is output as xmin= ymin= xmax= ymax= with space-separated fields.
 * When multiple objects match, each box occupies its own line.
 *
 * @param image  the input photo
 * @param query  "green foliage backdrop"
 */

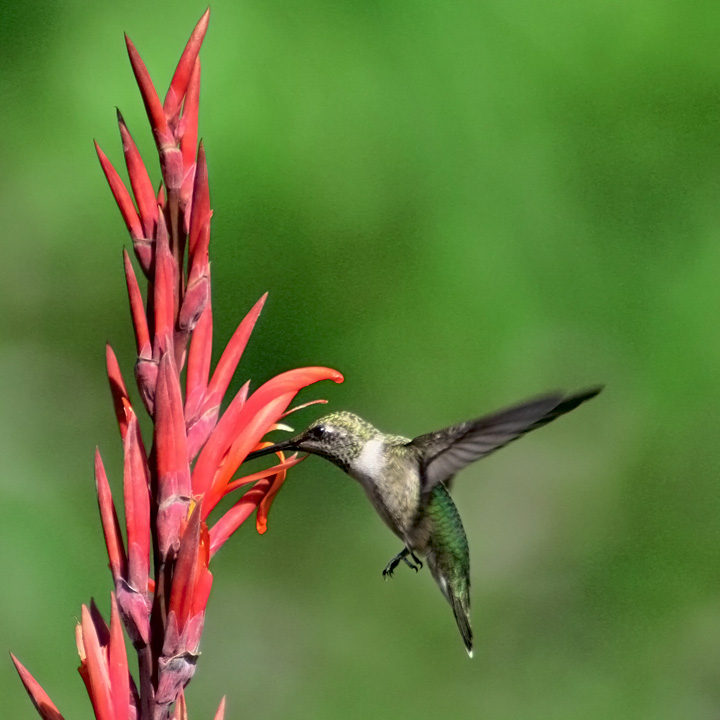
xmin=3 ymin=2 xmax=720 ymax=718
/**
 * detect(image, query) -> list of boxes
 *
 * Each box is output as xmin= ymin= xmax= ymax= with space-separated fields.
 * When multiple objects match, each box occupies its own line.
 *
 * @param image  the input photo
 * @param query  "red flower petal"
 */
xmin=155 ymin=353 xmax=192 ymax=558
xmin=124 ymin=34 xmax=170 ymax=142
xmin=80 ymin=605 xmax=114 ymax=720
xmin=208 ymin=478 xmax=270 ymax=556
xmin=204 ymin=293 xmax=267 ymax=409
xmin=123 ymin=410 xmax=151 ymax=593
xmin=95 ymin=448 xmax=127 ymax=584
xmin=123 ymin=250 xmax=151 ymax=357
xmin=95 ymin=141 xmax=143 ymax=240
xmin=163 ymin=9 xmax=210 ymax=128
xmin=185 ymin=300 xmax=213 ymax=417
xmin=10 ymin=654 xmax=65 ymax=720
xmin=187 ymin=142 xmax=211 ymax=262
xmin=213 ymin=697 xmax=227 ymax=720
xmin=179 ymin=59 xmax=201 ymax=209
xmin=116 ymin=109 xmax=158 ymax=238
xmin=167 ymin=504 xmax=201 ymax=632
xmin=108 ymin=594 xmax=132 ymax=720
xmin=105 ymin=344 xmax=130 ymax=440
xmin=203 ymin=368 xmax=343 ymax=513
xmin=192 ymin=382 xmax=249 ymax=499
xmin=153 ymin=213 xmax=176 ymax=359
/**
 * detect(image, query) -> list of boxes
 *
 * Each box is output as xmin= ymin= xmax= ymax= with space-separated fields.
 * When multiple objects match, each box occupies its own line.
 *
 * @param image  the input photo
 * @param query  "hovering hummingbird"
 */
xmin=245 ymin=387 xmax=601 ymax=657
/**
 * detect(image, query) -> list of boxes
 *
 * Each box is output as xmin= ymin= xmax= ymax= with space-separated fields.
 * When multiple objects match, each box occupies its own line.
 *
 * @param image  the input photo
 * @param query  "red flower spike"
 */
xmin=163 ymin=9 xmax=210 ymax=126
xmin=203 ymin=293 xmax=267 ymax=409
xmin=95 ymin=448 xmax=127 ymax=584
xmin=108 ymin=594 xmax=132 ymax=720
xmin=213 ymin=697 xmax=226 ymax=720
xmin=116 ymin=109 xmax=158 ymax=239
xmin=203 ymin=368 xmax=344 ymax=515
xmin=155 ymin=353 xmax=192 ymax=559
xmin=123 ymin=411 xmax=151 ymax=595
xmin=123 ymin=250 xmax=151 ymax=358
xmin=187 ymin=142 xmax=211 ymax=261
xmin=191 ymin=382 xmax=250 ymax=500
xmin=95 ymin=140 xmax=143 ymax=241
xmin=124 ymin=34 xmax=170 ymax=143
xmin=153 ymin=213 xmax=176 ymax=359
xmin=79 ymin=605 xmax=115 ymax=720
xmin=209 ymin=478 xmax=271 ymax=556
xmin=106 ymin=344 xmax=130 ymax=440
xmin=11 ymin=654 xmax=65 ymax=720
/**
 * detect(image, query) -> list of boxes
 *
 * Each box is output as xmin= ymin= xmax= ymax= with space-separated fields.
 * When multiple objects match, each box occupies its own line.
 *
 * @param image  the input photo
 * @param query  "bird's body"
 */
xmin=245 ymin=387 xmax=601 ymax=657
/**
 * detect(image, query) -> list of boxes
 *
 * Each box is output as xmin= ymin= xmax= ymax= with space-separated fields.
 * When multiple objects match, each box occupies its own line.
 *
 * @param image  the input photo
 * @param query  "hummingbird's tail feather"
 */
xmin=450 ymin=594 xmax=473 ymax=658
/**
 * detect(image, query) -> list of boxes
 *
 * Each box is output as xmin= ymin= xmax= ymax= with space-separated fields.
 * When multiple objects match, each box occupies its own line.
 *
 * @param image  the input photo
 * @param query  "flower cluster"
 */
xmin=12 ymin=9 xmax=342 ymax=719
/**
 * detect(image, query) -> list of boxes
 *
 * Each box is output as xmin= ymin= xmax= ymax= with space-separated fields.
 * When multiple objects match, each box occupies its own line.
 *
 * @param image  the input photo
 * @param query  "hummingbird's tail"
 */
xmin=427 ymin=549 xmax=473 ymax=658
xmin=450 ymin=593 xmax=473 ymax=658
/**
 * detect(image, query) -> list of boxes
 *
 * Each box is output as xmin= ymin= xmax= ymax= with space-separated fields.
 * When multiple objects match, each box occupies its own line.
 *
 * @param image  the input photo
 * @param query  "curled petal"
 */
xmin=224 ymin=453 xmax=303 ymax=495
xmin=256 ymin=466 xmax=288 ymax=535
xmin=10 ymin=654 xmax=65 ymax=720
xmin=209 ymin=479 xmax=270 ymax=556
xmin=203 ymin=368 xmax=343 ymax=514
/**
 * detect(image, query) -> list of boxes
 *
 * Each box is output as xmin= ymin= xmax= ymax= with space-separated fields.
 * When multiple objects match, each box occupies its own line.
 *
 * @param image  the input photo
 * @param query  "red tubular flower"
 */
xmin=13 ymin=8 xmax=343 ymax=719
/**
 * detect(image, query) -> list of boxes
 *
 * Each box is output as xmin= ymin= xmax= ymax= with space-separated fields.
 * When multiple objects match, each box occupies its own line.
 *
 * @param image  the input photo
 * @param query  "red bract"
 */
xmin=13 ymin=9 xmax=343 ymax=719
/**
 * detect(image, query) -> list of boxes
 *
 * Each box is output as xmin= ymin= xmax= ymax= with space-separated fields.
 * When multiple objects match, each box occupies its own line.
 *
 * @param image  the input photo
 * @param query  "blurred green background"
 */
xmin=3 ymin=1 xmax=720 ymax=718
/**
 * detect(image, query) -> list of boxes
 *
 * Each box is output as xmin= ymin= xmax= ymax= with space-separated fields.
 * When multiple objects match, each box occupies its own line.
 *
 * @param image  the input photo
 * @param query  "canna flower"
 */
xmin=13 ymin=9 xmax=343 ymax=719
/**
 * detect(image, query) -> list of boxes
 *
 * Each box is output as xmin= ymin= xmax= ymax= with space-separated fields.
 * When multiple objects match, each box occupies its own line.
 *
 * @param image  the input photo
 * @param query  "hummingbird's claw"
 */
xmin=383 ymin=547 xmax=423 ymax=577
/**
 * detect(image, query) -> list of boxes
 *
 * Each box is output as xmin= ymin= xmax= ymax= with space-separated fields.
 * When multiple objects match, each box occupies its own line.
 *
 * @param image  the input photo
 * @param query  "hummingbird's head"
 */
xmin=291 ymin=411 xmax=381 ymax=470
xmin=243 ymin=411 xmax=382 ymax=471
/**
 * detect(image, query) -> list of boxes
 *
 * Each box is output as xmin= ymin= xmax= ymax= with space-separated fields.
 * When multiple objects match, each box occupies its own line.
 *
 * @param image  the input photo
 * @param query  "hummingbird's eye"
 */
xmin=308 ymin=425 xmax=326 ymax=440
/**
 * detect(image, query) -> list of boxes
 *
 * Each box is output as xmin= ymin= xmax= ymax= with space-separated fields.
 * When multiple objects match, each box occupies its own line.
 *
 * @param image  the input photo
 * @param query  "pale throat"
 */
xmin=350 ymin=436 xmax=386 ymax=487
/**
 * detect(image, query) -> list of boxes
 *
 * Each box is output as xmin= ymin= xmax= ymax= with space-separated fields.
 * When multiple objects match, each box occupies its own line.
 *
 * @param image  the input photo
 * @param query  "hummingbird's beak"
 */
xmin=244 ymin=439 xmax=298 ymax=462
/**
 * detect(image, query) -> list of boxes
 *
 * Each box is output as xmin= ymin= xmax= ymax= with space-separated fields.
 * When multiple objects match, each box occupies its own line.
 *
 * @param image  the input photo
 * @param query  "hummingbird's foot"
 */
xmin=382 ymin=548 xmax=423 ymax=578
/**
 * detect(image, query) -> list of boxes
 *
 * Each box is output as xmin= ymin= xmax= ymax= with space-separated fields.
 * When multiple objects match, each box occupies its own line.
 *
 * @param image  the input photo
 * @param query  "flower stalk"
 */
xmin=13 ymin=9 xmax=343 ymax=719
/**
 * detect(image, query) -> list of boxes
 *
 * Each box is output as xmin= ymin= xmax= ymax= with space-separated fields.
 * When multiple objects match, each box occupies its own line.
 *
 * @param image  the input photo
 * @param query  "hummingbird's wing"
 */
xmin=412 ymin=387 xmax=601 ymax=495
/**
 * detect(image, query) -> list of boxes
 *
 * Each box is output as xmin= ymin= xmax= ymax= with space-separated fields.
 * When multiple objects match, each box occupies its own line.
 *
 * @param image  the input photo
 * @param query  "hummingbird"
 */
xmin=245 ymin=386 xmax=601 ymax=657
